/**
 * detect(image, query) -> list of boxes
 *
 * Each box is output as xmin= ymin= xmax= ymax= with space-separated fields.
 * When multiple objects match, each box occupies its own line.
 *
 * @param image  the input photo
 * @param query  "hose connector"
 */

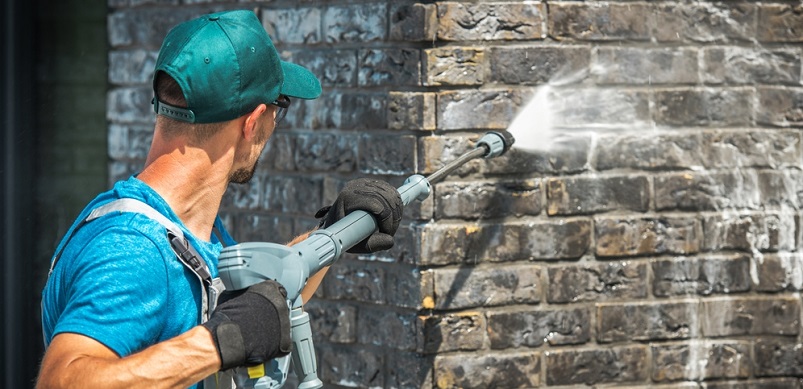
xmin=476 ymin=131 xmax=515 ymax=159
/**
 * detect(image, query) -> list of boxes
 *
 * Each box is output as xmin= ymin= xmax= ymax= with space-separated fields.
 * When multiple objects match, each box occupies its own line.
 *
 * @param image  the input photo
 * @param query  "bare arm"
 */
xmin=37 ymin=327 xmax=220 ymax=389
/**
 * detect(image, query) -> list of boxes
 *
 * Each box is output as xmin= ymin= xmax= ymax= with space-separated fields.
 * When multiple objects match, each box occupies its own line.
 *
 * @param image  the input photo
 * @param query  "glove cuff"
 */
xmin=202 ymin=316 xmax=247 ymax=370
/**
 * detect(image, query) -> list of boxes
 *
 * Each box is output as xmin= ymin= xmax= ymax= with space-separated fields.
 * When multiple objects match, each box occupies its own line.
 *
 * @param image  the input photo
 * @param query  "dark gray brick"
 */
xmin=418 ymin=312 xmax=485 ymax=353
xmin=487 ymin=307 xmax=590 ymax=349
xmin=595 ymin=217 xmax=701 ymax=257
xmin=702 ymin=213 xmax=796 ymax=252
xmin=305 ymin=300 xmax=357 ymax=344
xmin=390 ymin=3 xmax=437 ymax=42
xmin=758 ymin=4 xmax=803 ymax=43
xmin=755 ymin=339 xmax=803 ymax=377
xmin=489 ymin=46 xmax=591 ymax=85
xmin=358 ymin=49 xmax=421 ymax=87
xmin=388 ymin=92 xmax=436 ymax=131
xmin=654 ymin=88 xmax=754 ymax=127
xmin=434 ymin=351 xmax=541 ymax=389
xmin=323 ymin=3 xmax=387 ymax=43
xmin=700 ymin=297 xmax=800 ymax=336
xmin=437 ymin=2 xmax=546 ymax=41
xmin=549 ymin=3 xmax=650 ymax=41
xmin=652 ymin=341 xmax=751 ymax=381
xmin=652 ymin=254 xmax=751 ymax=297
xmin=358 ymin=134 xmax=416 ymax=176
xmin=435 ymin=179 xmax=541 ymax=220
xmin=546 ymin=175 xmax=650 ymax=216
xmin=432 ymin=264 xmax=541 ymax=310
xmin=546 ymin=346 xmax=649 ymax=385
xmin=547 ymin=262 xmax=648 ymax=303
xmin=598 ymin=302 xmax=698 ymax=342
xmin=757 ymin=87 xmax=803 ymax=127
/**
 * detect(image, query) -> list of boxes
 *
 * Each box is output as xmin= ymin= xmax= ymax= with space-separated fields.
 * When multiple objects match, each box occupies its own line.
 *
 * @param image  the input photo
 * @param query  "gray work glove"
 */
xmin=315 ymin=178 xmax=403 ymax=254
xmin=202 ymin=280 xmax=292 ymax=370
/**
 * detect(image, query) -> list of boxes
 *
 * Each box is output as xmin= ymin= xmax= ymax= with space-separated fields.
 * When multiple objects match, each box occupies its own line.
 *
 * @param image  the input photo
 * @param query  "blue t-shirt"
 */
xmin=41 ymin=176 xmax=236 ymax=363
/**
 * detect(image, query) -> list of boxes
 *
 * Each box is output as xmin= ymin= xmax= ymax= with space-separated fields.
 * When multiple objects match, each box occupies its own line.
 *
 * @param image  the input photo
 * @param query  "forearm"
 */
xmin=37 ymin=327 xmax=220 ymax=389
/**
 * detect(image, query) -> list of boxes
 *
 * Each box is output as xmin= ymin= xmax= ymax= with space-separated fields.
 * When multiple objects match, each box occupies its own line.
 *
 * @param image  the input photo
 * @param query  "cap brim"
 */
xmin=280 ymin=61 xmax=322 ymax=100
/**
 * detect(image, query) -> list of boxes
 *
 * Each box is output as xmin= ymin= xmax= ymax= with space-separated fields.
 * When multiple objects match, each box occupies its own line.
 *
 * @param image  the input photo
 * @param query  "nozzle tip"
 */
xmin=477 ymin=131 xmax=515 ymax=159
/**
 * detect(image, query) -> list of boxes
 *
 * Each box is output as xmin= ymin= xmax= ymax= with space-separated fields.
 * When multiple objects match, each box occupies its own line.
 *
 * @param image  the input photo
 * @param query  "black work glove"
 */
xmin=202 ymin=280 xmax=292 ymax=371
xmin=315 ymin=178 xmax=403 ymax=254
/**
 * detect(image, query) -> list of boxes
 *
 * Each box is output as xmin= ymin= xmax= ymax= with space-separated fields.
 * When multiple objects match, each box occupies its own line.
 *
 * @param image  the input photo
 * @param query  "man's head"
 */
xmin=153 ymin=10 xmax=321 ymax=124
xmin=151 ymin=10 xmax=321 ymax=183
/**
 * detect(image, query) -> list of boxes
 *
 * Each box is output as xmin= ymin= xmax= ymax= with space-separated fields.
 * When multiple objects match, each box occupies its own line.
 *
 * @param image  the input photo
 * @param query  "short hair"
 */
xmin=153 ymin=71 xmax=223 ymax=143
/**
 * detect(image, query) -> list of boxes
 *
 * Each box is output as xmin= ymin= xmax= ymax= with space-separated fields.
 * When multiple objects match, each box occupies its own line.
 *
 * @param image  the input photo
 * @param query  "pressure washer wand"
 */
xmin=217 ymin=131 xmax=515 ymax=389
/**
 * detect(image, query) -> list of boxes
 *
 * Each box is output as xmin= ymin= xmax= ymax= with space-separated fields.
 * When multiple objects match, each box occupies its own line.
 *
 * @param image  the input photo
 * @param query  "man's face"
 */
xmin=229 ymin=108 xmax=275 ymax=184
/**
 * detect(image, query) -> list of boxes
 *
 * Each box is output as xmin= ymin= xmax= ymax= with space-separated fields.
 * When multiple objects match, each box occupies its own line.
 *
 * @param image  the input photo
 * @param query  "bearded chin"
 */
xmin=229 ymin=159 xmax=259 ymax=184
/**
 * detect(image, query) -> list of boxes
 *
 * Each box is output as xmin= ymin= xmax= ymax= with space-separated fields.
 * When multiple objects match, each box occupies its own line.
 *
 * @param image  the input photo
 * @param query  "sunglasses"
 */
xmin=271 ymin=95 xmax=291 ymax=124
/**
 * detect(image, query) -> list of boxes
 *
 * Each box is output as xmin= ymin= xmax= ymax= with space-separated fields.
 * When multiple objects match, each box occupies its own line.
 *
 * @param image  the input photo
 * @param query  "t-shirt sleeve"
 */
xmin=53 ymin=225 xmax=170 ymax=357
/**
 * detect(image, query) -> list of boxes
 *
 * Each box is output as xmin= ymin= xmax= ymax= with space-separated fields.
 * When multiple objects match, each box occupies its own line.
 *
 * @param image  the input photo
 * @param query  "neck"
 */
xmin=138 ymin=133 xmax=234 ymax=242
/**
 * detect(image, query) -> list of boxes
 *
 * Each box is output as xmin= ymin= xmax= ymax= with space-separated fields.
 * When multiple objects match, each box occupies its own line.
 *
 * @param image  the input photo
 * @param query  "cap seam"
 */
xmin=214 ymin=20 xmax=244 ymax=118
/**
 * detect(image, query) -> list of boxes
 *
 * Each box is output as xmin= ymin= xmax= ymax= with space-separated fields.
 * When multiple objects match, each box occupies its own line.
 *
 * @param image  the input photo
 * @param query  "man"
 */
xmin=37 ymin=10 xmax=402 ymax=389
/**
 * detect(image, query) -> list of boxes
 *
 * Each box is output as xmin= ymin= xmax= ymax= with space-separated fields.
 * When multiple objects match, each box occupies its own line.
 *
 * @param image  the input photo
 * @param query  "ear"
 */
xmin=242 ymin=104 xmax=268 ymax=141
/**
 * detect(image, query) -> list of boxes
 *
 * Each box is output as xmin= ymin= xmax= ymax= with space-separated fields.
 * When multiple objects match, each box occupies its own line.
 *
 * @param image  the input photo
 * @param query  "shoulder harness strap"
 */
xmin=48 ymin=198 xmax=225 ymax=321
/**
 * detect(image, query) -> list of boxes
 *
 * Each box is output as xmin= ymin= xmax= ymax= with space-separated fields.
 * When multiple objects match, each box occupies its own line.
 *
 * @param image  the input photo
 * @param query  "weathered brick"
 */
xmin=284 ymin=49 xmax=356 ymax=87
xmin=546 ymin=175 xmax=650 ymax=216
xmin=321 ymin=260 xmax=385 ymax=304
xmin=652 ymin=341 xmax=751 ymax=381
xmin=702 ymin=213 xmax=796 ymax=252
xmin=358 ymin=49 xmax=421 ymax=87
xmin=702 ymin=130 xmax=802 ymax=169
xmin=755 ymin=253 xmax=803 ymax=292
xmin=318 ymin=346 xmax=384 ymax=388
xmin=423 ymin=47 xmax=485 ymax=86
xmin=594 ymin=132 xmax=705 ymax=171
xmin=550 ymin=3 xmax=649 ymax=41
xmin=263 ymin=175 xmax=322 ymax=215
xmin=388 ymin=92 xmax=436 ymax=131
xmin=437 ymin=2 xmax=546 ymax=41
xmin=390 ymin=3 xmax=437 ymax=42
xmin=487 ymin=307 xmax=590 ymax=349
xmin=758 ymin=4 xmax=803 ymax=43
xmin=357 ymin=308 xmax=418 ymax=351
xmin=358 ymin=134 xmax=416 ymax=175
xmin=700 ymin=297 xmax=800 ymax=336
xmin=653 ymin=88 xmax=754 ymax=127
xmin=108 ymin=123 xmax=153 ymax=161
xmin=546 ymin=346 xmax=649 ymax=385
xmin=233 ymin=213 xmax=295 ymax=244
xmin=384 ymin=264 xmax=432 ymax=309
xmin=435 ymin=179 xmax=541 ymax=220
xmin=323 ymin=3 xmax=387 ymax=43
xmin=418 ymin=312 xmax=485 ymax=353
xmin=386 ymin=352 xmax=434 ymax=389
xmin=262 ymin=132 xmax=295 ymax=171
xmin=419 ymin=223 xmax=519 ymax=265
xmin=597 ymin=301 xmax=698 ymax=342
xmin=595 ymin=217 xmax=701 ymax=257
xmin=705 ymin=378 xmax=802 ymax=389
xmin=107 ymin=86 xmax=153 ymax=124
xmin=305 ymin=300 xmax=357 ymax=344
xmin=261 ymin=7 xmax=320 ymax=44
xmin=547 ymin=261 xmax=648 ymax=304
xmin=652 ymin=254 xmax=751 ymax=297
xmin=757 ymin=87 xmax=803 ymax=127
xmin=438 ymin=89 xmax=525 ymax=130
xmin=293 ymin=133 xmax=356 ymax=173
xmin=227 ymin=174 xmax=262 ymax=210
xmin=655 ymin=171 xmax=761 ymax=212
xmin=754 ymin=339 xmax=803 ymax=377
xmin=108 ymin=49 xmax=158 ymax=85
xmin=703 ymin=47 xmax=801 ymax=85
xmin=650 ymin=3 xmax=757 ymax=43
xmin=108 ymin=8 xmax=213 ymax=48
xmin=596 ymin=47 xmax=698 ymax=84
xmin=434 ymin=351 xmax=541 ymax=389
xmin=432 ymin=264 xmax=540 ymax=310
xmin=520 ymin=219 xmax=592 ymax=260
xmin=489 ymin=46 xmax=591 ymax=85
xmin=340 ymin=93 xmax=387 ymax=130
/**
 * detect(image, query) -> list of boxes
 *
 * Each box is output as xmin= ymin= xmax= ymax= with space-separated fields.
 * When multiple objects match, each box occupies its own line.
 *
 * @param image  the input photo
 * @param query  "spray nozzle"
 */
xmin=476 ymin=131 xmax=516 ymax=159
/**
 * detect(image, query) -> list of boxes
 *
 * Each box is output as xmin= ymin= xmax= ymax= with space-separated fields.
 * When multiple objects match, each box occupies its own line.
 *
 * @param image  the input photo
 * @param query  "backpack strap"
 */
xmin=48 ymin=198 xmax=225 ymax=321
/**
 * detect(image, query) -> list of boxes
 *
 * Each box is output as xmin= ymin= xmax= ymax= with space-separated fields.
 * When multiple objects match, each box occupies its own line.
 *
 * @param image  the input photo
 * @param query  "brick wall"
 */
xmin=107 ymin=1 xmax=803 ymax=388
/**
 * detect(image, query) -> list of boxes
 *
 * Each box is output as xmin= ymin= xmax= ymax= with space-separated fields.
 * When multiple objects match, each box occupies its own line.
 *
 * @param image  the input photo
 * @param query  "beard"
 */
xmin=229 ymin=157 xmax=259 ymax=184
xmin=229 ymin=118 xmax=271 ymax=185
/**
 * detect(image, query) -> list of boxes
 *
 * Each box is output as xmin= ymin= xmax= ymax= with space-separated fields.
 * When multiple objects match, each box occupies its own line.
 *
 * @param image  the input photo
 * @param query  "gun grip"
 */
xmin=290 ymin=308 xmax=323 ymax=389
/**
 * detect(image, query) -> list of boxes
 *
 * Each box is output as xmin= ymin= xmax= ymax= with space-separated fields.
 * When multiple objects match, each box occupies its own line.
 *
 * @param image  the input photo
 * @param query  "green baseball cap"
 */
xmin=152 ymin=10 xmax=321 ymax=123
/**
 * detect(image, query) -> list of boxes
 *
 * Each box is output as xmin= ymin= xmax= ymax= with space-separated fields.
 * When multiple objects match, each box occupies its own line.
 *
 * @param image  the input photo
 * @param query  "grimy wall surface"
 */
xmin=107 ymin=0 xmax=803 ymax=388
